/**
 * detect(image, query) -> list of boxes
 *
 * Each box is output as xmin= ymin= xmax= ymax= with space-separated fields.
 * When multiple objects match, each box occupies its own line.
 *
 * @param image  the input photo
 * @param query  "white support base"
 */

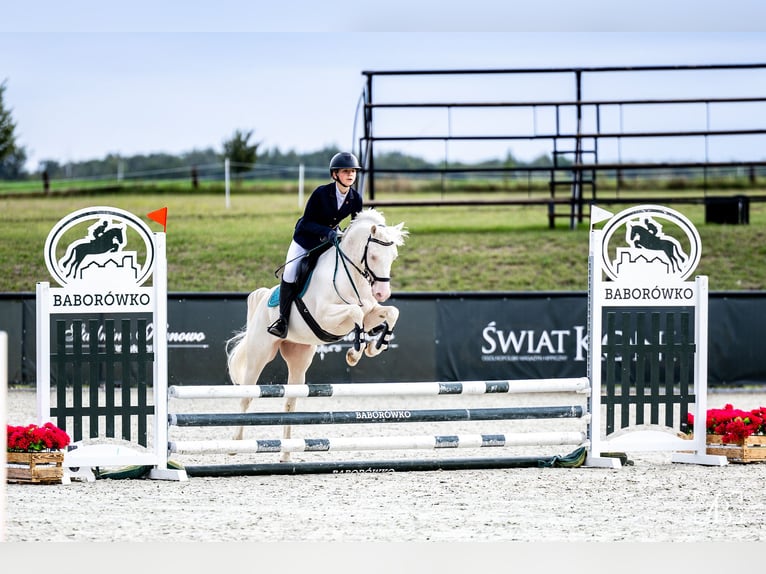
xmin=149 ymin=468 xmax=189 ymax=481
xmin=64 ymin=466 xmax=97 ymax=483
xmin=584 ymin=454 xmax=623 ymax=468
xmin=63 ymin=442 xmax=189 ymax=480
xmin=64 ymin=443 xmax=159 ymax=468
xmin=671 ymin=452 xmax=728 ymax=466
xmin=64 ymin=464 xmax=188 ymax=482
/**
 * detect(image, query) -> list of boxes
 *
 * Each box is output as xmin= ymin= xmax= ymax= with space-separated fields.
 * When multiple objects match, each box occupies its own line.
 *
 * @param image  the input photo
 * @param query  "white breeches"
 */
xmin=282 ymin=240 xmax=308 ymax=283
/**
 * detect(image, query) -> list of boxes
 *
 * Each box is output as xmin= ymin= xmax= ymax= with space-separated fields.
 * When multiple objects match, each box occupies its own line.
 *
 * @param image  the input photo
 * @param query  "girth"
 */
xmin=293 ymin=297 xmax=346 ymax=343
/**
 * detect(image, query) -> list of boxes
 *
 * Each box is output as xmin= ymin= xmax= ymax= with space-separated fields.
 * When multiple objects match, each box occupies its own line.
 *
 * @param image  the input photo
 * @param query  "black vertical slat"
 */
xmin=664 ymin=313 xmax=676 ymax=428
xmin=678 ymin=312 xmax=693 ymax=433
xmin=71 ymin=319 xmax=84 ymax=442
xmin=620 ymin=311 xmax=632 ymax=431
xmin=649 ymin=312 xmax=661 ymax=425
xmin=88 ymin=319 xmax=100 ymax=438
xmin=635 ymin=312 xmax=646 ymax=425
xmin=104 ymin=320 xmax=116 ymax=438
xmin=136 ymin=319 xmax=148 ymax=447
xmin=47 ymin=315 xmax=156 ymax=448
xmin=54 ymin=320 xmax=68 ymax=433
xmin=604 ymin=311 xmax=617 ymax=434
xmin=121 ymin=319 xmax=132 ymax=442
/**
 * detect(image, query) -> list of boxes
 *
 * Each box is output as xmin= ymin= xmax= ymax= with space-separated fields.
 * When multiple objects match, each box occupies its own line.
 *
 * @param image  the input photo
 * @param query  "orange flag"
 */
xmin=147 ymin=207 xmax=168 ymax=232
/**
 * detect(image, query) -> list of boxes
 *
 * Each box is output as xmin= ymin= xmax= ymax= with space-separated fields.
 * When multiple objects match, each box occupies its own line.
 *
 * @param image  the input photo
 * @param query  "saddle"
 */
xmin=268 ymin=242 xmax=332 ymax=308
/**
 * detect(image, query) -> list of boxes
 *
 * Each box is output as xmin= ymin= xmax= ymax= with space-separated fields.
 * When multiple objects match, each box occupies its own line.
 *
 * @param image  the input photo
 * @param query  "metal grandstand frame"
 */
xmin=357 ymin=63 xmax=766 ymax=228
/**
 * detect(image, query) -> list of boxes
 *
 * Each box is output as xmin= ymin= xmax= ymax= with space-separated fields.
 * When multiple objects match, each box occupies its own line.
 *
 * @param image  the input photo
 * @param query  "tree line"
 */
xmin=4 ymin=78 xmax=765 ymax=189
xmin=0 ymin=80 xmax=27 ymax=179
xmin=0 ymin=78 xmax=562 ymax=183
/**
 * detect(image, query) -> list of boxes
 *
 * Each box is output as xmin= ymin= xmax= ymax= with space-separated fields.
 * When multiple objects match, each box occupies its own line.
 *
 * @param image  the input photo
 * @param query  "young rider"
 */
xmin=267 ymin=152 xmax=363 ymax=338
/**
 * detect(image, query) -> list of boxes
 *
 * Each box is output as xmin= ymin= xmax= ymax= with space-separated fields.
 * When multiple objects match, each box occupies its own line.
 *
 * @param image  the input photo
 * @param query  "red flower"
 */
xmin=705 ymin=404 xmax=766 ymax=443
xmin=6 ymin=423 xmax=70 ymax=452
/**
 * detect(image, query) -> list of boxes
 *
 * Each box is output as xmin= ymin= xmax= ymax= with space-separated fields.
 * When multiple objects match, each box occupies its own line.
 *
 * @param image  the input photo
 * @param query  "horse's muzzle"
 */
xmin=372 ymin=282 xmax=391 ymax=302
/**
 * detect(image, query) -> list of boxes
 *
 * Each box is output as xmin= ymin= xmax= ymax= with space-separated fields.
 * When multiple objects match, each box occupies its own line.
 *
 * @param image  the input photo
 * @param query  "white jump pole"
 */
xmin=170 ymin=431 xmax=588 ymax=455
xmin=224 ymin=157 xmax=231 ymax=209
xmin=1 ymin=331 xmax=8 ymax=542
xmin=298 ymin=163 xmax=305 ymax=208
xmin=168 ymin=377 xmax=590 ymax=399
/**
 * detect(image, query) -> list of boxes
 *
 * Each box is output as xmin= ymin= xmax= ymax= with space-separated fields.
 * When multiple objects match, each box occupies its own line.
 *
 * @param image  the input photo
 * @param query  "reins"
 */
xmin=272 ymin=242 xmax=332 ymax=280
xmin=273 ymin=226 xmax=397 ymax=307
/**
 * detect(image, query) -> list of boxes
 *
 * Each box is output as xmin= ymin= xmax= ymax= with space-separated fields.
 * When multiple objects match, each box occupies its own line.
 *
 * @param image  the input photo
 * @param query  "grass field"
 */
xmin=1 ymin=190 xmax=765 ymax=293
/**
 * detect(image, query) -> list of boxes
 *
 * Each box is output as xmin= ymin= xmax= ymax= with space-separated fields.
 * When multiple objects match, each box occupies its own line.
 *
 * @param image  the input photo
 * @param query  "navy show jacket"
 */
xmin=293 ymin=182 xmax=363 ymax=250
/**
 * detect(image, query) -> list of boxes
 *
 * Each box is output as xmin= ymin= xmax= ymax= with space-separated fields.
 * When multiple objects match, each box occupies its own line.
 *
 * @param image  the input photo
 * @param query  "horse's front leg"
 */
xmin=346 ymin=304 xmax=399 ymax=365
xmin=314 ymin=303 xmax=366 ymax=367
xmin=363 ymin=304 xmax=399 ymax=359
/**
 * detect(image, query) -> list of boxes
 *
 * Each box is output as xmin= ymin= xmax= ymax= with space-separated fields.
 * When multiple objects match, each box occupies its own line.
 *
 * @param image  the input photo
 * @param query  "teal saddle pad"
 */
xmin=268 ymin=272 xmax=313 ymax=307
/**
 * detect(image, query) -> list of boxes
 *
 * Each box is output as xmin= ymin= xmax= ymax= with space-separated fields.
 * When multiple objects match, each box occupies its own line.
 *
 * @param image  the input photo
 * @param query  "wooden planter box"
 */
xmin=6 ymin=451 xmax=65 ymax=484
xmin=706 ymin=434 xmax=766 ymax=463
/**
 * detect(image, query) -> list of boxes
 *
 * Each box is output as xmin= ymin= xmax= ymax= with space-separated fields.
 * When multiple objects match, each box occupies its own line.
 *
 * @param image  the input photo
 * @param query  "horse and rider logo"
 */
xmin=44 ymin=206 xmax=156 ymax=287
xmin=597 ymin=205 xmax=701 ymax=282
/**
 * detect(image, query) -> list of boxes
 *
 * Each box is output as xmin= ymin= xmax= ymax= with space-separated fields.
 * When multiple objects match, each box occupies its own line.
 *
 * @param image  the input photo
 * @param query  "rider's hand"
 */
xmin=325 ymin=229 xmax=338 ymax=244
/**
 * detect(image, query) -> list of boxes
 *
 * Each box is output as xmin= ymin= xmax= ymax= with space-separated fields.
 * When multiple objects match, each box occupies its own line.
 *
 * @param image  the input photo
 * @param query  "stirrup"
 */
xmin=267 ymin=318 xmax=287 ymax=338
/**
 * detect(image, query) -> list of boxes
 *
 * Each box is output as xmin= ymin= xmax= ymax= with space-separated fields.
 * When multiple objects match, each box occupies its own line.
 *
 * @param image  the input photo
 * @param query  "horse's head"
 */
xmin=109 ymin=226 xmax=125 ymax=244
xmin=342 ymin=209 xmax=408 ymax=303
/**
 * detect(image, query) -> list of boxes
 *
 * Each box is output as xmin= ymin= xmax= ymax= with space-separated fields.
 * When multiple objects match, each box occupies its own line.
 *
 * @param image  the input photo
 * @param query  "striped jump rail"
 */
xmin=182 ymin=447 xmax=589 ymax=476
xmin=169 ymin=431 xmax=587 ymax=455
xmin=168 ymin=405 xmax=585 ymax=427
xmin=167 ymin=377 xmax=590 ymax=399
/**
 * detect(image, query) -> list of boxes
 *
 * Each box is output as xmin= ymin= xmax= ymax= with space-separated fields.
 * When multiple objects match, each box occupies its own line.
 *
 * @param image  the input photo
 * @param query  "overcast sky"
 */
xmin=2 ymin=2 xmax=766 ymax=170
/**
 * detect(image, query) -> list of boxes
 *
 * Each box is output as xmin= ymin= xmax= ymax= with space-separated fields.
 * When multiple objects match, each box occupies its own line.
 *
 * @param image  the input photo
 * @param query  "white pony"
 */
xmin=225 ymin=209 xmax=408 ymax=460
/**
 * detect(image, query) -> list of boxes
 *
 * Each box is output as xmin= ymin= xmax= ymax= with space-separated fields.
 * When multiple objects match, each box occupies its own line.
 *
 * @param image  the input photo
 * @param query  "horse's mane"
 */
xmin=351 ymin=208 xmax=387 ymax=227
xmin=347 ymin=208 xmax=408 ymax=245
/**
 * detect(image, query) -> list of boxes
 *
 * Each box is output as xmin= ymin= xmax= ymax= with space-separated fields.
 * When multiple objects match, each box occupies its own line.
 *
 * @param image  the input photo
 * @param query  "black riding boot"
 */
xmin=267 ymin=280 xmax=297 ymax=338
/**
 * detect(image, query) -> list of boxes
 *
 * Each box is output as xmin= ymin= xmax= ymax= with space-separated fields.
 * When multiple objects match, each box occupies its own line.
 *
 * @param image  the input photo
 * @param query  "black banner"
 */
xmin=2 ymin=292 xmax=765 ymax=387
xmin=435 ymin=295 xmax=587 ymax=381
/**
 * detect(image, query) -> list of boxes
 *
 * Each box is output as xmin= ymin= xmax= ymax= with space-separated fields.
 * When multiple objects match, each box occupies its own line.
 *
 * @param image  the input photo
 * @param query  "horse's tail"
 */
xmin=225 ymin=330 xmax=247 ymax=386
xmin=225 ymin=288 xmax=272 ymax=386
xmin=246 ymin=287 xmax=269 ymax=324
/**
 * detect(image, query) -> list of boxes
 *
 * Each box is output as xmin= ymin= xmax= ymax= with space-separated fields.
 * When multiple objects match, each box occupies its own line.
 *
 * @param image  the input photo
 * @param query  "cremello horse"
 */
xmin=225 ymin=209 xmax=408 ymax=460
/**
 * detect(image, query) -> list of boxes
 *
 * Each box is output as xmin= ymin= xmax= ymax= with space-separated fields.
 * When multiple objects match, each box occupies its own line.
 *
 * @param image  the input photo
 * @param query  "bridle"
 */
xmin=334 ymin=232 xmax=395 ymax=304
xmin=359 ymin=235 xmax=395 ymax=284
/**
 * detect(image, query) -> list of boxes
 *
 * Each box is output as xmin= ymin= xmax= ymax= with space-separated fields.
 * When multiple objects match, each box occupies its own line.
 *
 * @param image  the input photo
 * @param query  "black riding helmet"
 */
xmin=329 ymin=152 xmax=361 ymax=176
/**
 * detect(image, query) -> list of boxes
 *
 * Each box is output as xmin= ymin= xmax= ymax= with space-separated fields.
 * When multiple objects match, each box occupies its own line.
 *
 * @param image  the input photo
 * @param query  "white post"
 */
xmin=224 ymin=158 xmax=231 ymax=209
xmin=1 ymin=331 xmax=8 ymax=541
xmin=584 ymin=228 xmax=619 ymax=468
xmin=153 ymin=233 xmax=168 ymax=470
xmin=298 ymin=163 xmax=305 ymax=208
xmin=36 ymin=282 xmax=51 ymax=424
xmin=671 ymin=275 xmax=727 ymax=466
xmin=149 ymin=233 xmax=187 ymax=481
xmin=584 ymin=205 xmax=619 ymax=468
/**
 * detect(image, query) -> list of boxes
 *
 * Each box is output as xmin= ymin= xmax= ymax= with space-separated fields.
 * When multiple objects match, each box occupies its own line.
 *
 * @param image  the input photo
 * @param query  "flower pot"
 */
xmin=706 ymin=434 xmax=766 ymax=463
xmin=6 ymin=451 xmax=65 ymax=484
